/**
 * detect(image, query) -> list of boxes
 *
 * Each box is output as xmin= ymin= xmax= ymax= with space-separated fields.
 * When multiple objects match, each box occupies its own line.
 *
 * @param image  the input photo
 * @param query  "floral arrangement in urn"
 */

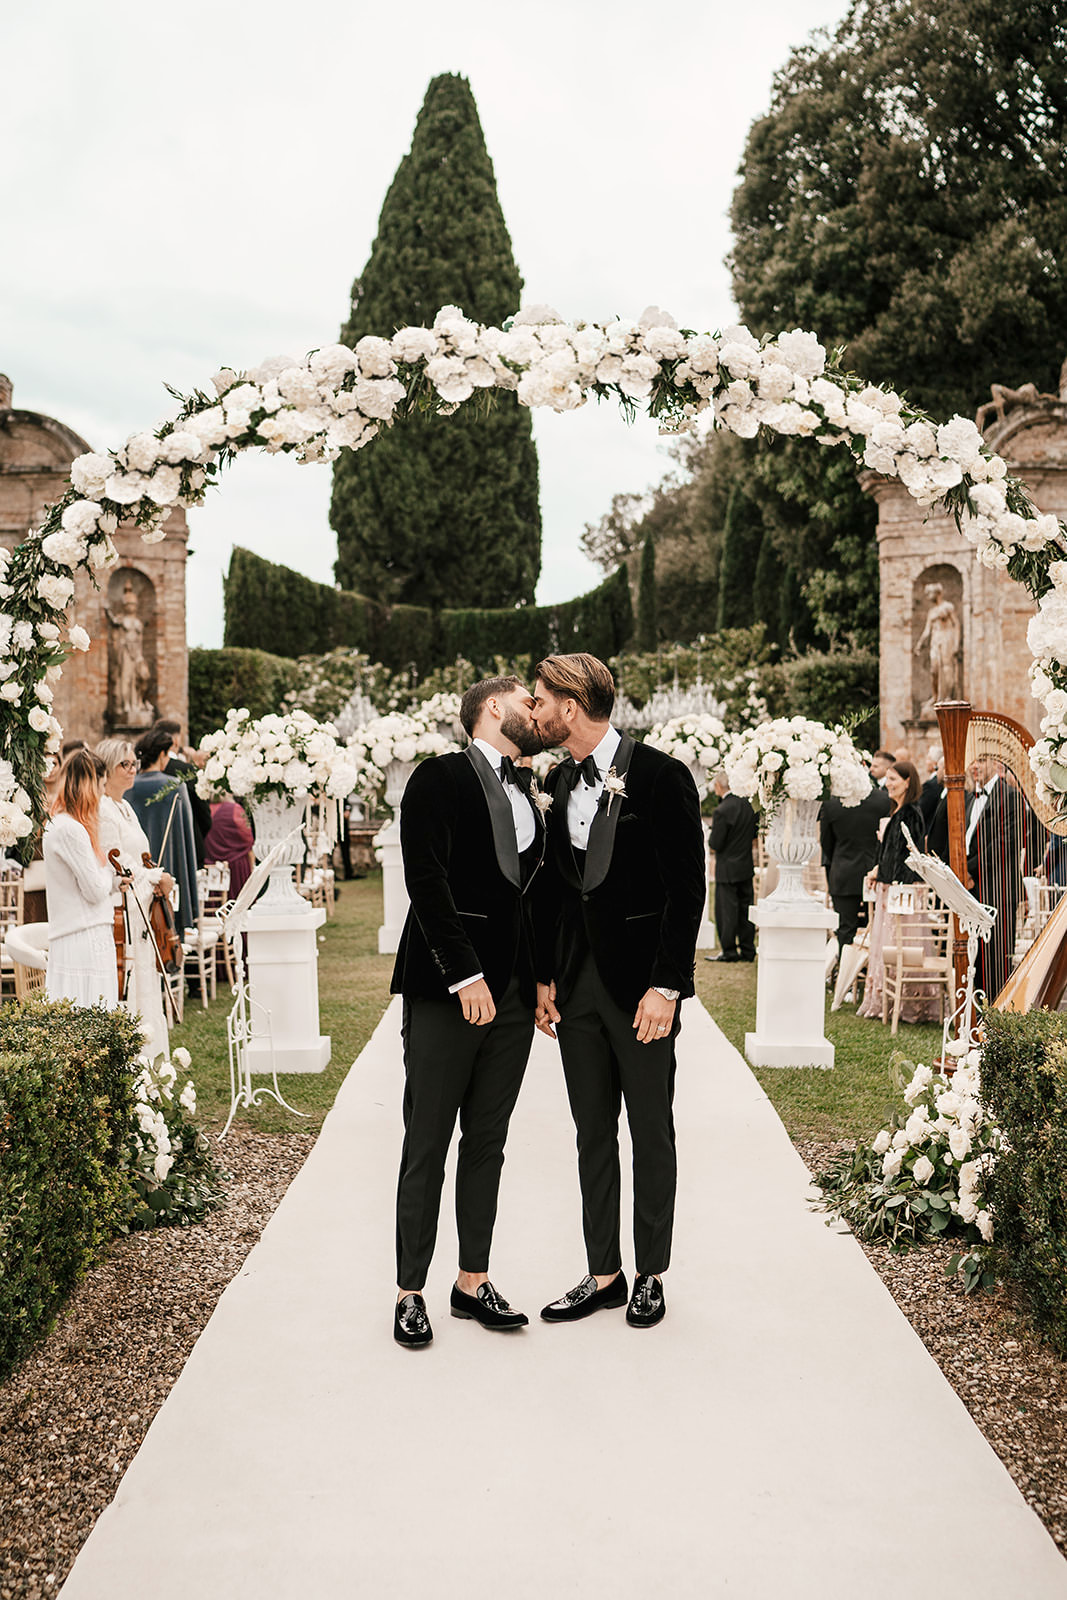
xmin=196 ymin=707 xmax=366 ymax=805
xmin=814 ymin=1052 xmax=1001 ymax=1293
xmin=644 ymin=714 xmax=732 ymax=785
xmin=346 ymin=712 xmax=457 ymax=799
xmin=410 ymin=691 xmax=464 ymax=742
xmin=724 ymin=715 xmax=870 ymax=811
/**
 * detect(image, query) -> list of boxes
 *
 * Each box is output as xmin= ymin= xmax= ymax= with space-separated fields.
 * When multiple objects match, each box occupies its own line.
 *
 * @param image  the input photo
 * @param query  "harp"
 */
xmin=936 ymin=701 xmax=1067 ymax=1014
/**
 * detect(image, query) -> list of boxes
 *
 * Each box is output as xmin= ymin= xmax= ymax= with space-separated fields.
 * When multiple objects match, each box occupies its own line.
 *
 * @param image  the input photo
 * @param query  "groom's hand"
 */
xmin=633 ymin=988 xmax=676 ymax=1044
xmin=535 ymin=980 xmax=560 ymax=1039
xmin=457 ymin=978 xmax=496 ymax=1026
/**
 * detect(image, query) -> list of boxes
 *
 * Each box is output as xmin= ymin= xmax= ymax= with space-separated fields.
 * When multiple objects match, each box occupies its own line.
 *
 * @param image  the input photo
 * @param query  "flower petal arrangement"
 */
xmin=197 ymin=708 xmax=368 ymax=807
xmin=345 ymin=712 xmax=457 ymax=799
xmin=724 ymin=715 xmax=871 ymax=810
xmin=644 ymin=714 xmax=732 ymax=775
xmin=5 ymin=301 xmax=1067 ymax=847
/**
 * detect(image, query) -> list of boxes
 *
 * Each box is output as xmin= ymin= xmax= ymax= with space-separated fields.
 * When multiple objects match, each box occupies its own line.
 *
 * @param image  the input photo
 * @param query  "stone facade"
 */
xmin=0 ymin=376 xmax=189 ymax=746
xmin=865 ymin=388 xmax=1067 ymax=752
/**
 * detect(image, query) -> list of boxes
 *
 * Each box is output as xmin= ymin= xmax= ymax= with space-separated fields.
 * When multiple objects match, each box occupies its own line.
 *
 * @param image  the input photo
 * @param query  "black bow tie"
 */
xmin=500 ymin=756 xmax=532 ymax=792
xmin=561 ymin=754 xmax=600 ymax=791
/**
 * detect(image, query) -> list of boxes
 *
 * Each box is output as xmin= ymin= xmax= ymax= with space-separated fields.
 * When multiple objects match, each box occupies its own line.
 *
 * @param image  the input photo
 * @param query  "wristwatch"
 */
xmin=651 ymin=986 xmax=679 ymax=1001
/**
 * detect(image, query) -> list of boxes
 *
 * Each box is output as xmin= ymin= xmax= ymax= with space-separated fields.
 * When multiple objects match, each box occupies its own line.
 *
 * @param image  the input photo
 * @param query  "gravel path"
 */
xmin=797 ymin=1138 xmax=1067 ymax=1559
xmin=3 ymin=1130 xmax=1066 ymax=1596
xmin=0 ymin=1130 xmax=314 ymax=1600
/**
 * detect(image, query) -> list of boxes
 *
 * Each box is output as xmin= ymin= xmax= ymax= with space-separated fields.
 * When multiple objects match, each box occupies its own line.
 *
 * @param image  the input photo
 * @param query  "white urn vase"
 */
xmin=762 ymin=796 xmax=823 ymax=908
xmin=249 ymin=793 xmax=310 ymax=916
xmin=374 ymin=760 xmax=417 ymax=955
xmin=383 ymin=759 xmax=417 ymax=819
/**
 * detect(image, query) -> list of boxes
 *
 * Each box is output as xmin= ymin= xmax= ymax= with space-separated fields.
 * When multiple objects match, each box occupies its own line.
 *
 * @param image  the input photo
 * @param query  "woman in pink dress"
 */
xmin=203 ymin=799 xmax=254 ymax=902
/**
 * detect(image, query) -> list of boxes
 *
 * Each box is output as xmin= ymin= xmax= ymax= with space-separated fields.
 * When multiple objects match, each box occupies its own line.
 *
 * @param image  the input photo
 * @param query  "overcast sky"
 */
xmin=4 ymin=0 xmax=851 ymax=648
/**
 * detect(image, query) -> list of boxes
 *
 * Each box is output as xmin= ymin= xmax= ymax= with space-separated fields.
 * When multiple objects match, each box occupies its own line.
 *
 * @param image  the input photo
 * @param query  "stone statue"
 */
xmin=106 ymin=579 xmax=154 ymax=725
xmin=975 ymin=379 xmax=1064 ymax=434
xmin=914 ymin=582 xmax=961 ymax=715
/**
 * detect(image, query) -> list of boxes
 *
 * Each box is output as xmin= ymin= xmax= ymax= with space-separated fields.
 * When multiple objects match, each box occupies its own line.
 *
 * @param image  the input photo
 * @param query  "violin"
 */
xmin=141 ymin=851 xmax=183 ymax=973
xmin=107 ymin=848 xmax=128 ymax=999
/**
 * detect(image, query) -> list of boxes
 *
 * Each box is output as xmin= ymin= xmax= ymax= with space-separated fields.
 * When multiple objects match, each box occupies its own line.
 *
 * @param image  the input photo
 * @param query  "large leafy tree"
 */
xmin=330 ymin=74 xmax=541 ymax=608
xmin=728 ymin=0 xmax=1067 ymax=647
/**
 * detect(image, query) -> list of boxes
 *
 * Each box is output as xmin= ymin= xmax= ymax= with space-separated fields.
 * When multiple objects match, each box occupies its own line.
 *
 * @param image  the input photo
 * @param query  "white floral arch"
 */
xmin=2 ymin=301 xmax=1065 ymax=848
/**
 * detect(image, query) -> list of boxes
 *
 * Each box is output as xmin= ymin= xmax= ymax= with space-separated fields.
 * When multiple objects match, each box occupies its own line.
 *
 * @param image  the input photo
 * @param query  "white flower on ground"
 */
xmin=882 ymin=1148 xmax=904 ymax=1179
xmin=872 ymin=1129 xmax=891 ymax=1155
xmin=173 ymin=1046 xmax=191 ymax=1069
xmin=179 ymin=1082 xmax=196 ymax=1113
xmin=913 ymin=1155 xmax=935 ymax=1187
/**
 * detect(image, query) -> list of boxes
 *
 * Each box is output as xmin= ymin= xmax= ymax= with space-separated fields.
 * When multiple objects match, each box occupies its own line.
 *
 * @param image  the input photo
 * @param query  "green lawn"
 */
xmin=172 ymin=873 xmax=929 ymax=1153
xmin=171 ymin=873 xmax=394 ymax=1136
xmin=695 ymin=957 xmax=944 ymax=1145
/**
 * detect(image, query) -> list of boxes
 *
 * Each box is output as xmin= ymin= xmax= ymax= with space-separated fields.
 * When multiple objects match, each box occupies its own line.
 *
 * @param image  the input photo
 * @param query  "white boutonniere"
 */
xmin=602 ymin=766 xmax=628 ymax=810
xmin=530 ymin=779 xmax=553 ymax=815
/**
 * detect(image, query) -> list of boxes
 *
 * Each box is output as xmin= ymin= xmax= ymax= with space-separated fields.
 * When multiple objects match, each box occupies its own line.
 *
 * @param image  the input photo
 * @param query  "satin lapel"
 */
xmin=549 ymin=768 xmax=583 ymax=889
xmin=583 ymin=732 xmax=636 ymax=893
xmin=465 ymin=744 xmax=521 ymax=890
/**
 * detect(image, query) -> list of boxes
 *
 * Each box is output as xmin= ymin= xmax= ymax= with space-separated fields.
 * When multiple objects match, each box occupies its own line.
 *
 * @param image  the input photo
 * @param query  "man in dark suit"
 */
xmin=919 ymin=748 xmax=942 ymax=836
xmin=706 ymin=773 xmax=757 ymax=962
xmin=966 ymin=755 xmax=1025 ymax=1000
xmin=531 ymin=653 xmax=705 ymax=1330
xmin=391 ymin=676 xmax=546 ymax=1348
xmin=821 ymin=783 xmax=892 ymax=952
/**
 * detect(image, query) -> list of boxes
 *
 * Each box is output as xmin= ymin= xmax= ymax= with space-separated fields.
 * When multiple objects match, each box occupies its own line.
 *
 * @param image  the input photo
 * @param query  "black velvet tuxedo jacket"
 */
xmin=534 ymin=733 xmax=706 ymax=1012
xmin=390 ymin=746 xmax=546 ymax=1007
xmin=707 ymin=792 xmax=757 ymax=882
xmin=820 ymin=788 xmax=892 ymax=897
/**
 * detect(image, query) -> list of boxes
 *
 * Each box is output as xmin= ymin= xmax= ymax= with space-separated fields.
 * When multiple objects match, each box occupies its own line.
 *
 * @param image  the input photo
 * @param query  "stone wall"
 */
xmin=0 ymin=382 xmax=189 ymax=746
xmin=865 ymin=393 xmax=1067 ymax=754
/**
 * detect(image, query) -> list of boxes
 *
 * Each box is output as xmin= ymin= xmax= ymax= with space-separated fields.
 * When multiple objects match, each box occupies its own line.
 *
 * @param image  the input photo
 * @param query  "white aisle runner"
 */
xmin=62 ymin=998 xmax=1067 ymax=1599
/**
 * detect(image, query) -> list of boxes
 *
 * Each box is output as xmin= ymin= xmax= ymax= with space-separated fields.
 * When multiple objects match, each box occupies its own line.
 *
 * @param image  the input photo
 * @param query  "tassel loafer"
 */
xmin=626 ymin=1273 xmax=666 ymax=1328
xmin=540 ymin=1272 xmax=629 ymax=1323
xmin=394 ymin=1292 xmax=433 ymax=1348
xmin=450 ymin=1280 xmax=529 ymax=1330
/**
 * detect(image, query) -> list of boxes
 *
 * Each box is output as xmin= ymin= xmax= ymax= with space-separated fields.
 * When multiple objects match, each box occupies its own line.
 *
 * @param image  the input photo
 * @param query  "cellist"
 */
xmin=97 ymin=737 xmax=175 ymax=1062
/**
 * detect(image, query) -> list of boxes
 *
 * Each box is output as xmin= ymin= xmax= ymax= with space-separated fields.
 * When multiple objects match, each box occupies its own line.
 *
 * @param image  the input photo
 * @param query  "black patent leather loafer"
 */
xmin=626 ymin=1273 xmax=666 ymax=1328
xmin=394 ymin=1292 xmax=433 ymax=1347
xmin=450 ymin=1280 xmax=529 ymax=1330
xmin=540 ymin=1272 xmax=629 ymax=1323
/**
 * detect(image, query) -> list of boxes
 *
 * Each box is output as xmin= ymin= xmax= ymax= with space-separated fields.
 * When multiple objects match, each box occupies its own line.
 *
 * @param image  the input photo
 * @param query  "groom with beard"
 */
xmin=531 ymin=653 xmax=705 ymax=1328
xmin=391 ymin=676 xmax=546 ymax=1348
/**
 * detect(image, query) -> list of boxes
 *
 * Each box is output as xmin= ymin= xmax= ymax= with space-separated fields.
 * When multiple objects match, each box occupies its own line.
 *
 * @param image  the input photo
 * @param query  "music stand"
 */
xmin=902 ymin=825 xmax=996 ymax=1057
xmin=217 ymin=832 xmax=310 ymax=1140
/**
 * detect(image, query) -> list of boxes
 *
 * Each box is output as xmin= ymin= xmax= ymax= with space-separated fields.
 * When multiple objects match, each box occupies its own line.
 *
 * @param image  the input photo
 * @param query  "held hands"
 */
xmin=457 ymin=977 xmax=496 ymax=1027
xmin=633 ymin=988 xmax=676 ymax=1044
xmin=154 ymin=872 xmax=175 ymax=898
xmin=535 ymin=980 xmax=560 ymax=1040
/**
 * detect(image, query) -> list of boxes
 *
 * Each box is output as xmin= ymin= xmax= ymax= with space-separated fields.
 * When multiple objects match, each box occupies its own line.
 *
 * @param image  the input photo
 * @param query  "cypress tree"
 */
xmin=715 ymin=483 xmax=763 ymax=631
xmin=752 ymin=532 xmax=781 ymax=643
xmin=636 ymin=534 xmax=658 ymax=651
xmin=330 ymin=74 xmax=541 ymax=609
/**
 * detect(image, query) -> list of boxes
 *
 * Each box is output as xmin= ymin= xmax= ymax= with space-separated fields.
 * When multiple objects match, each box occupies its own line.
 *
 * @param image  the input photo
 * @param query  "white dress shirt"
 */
xmin=964 ymin=771 xmax=998 ymax=852
xmin=566 ymin=725 xmax=622 ymax=851
xmin=449 ymin=740 xmax=537 ymax=994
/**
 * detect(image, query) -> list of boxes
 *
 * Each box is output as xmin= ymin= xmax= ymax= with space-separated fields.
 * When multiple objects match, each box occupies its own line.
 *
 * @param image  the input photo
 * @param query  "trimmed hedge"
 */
xmin=0 ymin=1000 xmax=144 ymax=1379
xmin=188 ymin=646 xmax=298 ymax=745
xmin=768 ymin=647 xmax=880 ymax=746
xmin=222 ymin=547 xmax=634 ymax=676
xmin=980 ymin=1009 xmax=1067 ymax=1359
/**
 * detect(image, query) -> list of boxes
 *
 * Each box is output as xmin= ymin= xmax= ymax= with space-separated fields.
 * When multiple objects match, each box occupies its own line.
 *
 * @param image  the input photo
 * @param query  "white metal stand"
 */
xmin=901 ymin=826 xmax=996 ymax=1058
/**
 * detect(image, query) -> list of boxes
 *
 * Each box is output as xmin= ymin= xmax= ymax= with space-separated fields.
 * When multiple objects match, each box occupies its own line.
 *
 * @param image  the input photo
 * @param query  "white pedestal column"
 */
xmin=246 ymin=906 xmax=331 ymax=1075
xmin=745 ymin=900 xmax=838 ymax=1069
xmin=696 ymin=818 xmax=717 ymax=951
xmin=374 ymin=817 xmax=408 ymax=956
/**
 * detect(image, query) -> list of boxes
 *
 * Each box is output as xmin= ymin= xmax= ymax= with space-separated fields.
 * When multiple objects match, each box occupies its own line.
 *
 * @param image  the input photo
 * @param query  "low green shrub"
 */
xmin=0 ymin=1000 xmax=144 ymax=1379
xmin=188 ymin=646 xmax=298 ymax=744
xmin=772 ymin=647 xmax=880 ymax=747
xmin=980 ymin=1009 xmax=1067 ymax=1358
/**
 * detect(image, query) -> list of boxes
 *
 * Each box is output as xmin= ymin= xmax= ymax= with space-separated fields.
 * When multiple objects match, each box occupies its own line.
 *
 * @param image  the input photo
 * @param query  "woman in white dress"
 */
xmin=44 ymin=749 xmax=126 ymax=1007
xmin=97 ymin=736 xmax=175 ymax=1063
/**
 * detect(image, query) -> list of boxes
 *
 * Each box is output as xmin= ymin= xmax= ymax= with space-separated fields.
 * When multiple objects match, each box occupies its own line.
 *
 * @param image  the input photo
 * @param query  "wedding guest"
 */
xmin=927 ymin=757 xmax=951 ymax=862
xmin=1045 ymin=830 xmax=1067 ymax=888
xmin=44 ymin=749 xmax=125 ymax=1007
xmin=820 ymin=780 xmax=892 ymax=953
xmin=154 ymin=718 xmax=212 ymax=866
xmin=705 ymin=773 xmax=757 ymax=963
xmin=967 ymin=754 xmax=1025 ymax=999
xmin=130 ymin=727 xmax=200 ymax=932
xmin=870 ymin=749 xmax=895 ymax=786
xmin=893 ymin=745 xmax=913 ymax=765
xmin=97 ymin=737 xmax=175 ymax=1061
xmin=204 ymin=796 xmax=255 ymax=902
xmin=919 ymin=746 xmax=943 ymax=834
xmin=857 ymin=760 xmax=939 ymax=1022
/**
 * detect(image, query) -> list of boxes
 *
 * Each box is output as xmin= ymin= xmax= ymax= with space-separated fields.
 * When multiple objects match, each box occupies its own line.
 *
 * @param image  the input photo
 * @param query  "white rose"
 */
xmin=70 ymin=452 xmax=113 ymax=498
xmin=948 ymin=1126 xmax=972 ymax=1162
xmin=871 ymin=1129 xmax=891 ymax=1155
xmin=913 ymin=1155 xmax=935 ymax=1186
xmin=173 ymin=1046 xmax=191 ymax=1069
xmin=28 ymin=706 xmax=50 ymax=732
xmin=881 ymin=1148 xmax=904 ymax=1179
xmin=67 ymin=621 xmax=91 ymax=650
xmin=391 ymin=327 xmax=439 ymax=364
xmin=36 ymin=573 xmax=74 ymax=610
xmin=179 ymin=1082 xmax=196 ymax=1113
xmin=41 ymin=527 xmax=86 ymax=567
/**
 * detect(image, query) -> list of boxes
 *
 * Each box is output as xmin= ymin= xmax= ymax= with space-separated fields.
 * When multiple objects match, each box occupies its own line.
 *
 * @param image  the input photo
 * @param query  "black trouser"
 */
xmin=831 ymin=893 xmax=866 ymax=952
xmin=715 ymin=877 xmax=755 ymax=959
xmin=395 ymin=978 xmax=532 ymax=1290
xmin=556 ymin=956 xmax=679 ymax=1278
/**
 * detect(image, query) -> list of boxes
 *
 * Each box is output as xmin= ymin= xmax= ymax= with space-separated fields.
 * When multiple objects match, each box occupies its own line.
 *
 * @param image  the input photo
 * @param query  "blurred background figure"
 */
xmin=821 ymin=771 xmax=892 ymax=956
xmin=130 ymin=727 xmax=199 ymax=934
xmin=706 ymin=773 xmax=757 ymax=964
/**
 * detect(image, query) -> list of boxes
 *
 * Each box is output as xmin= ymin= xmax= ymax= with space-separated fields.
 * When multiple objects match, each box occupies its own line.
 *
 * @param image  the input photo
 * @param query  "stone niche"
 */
xmin=0 ymin=375 xmax=189 ymax=747
xmin=865 ymin=375 xmax=1067 ymax=752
